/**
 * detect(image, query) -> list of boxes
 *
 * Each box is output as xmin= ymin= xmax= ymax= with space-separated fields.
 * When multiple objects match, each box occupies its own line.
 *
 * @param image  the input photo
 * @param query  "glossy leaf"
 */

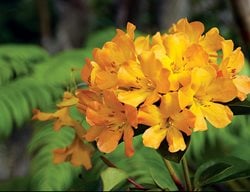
xmin=227 ymin=97 xmax=250 ymax=115
xmin=80 ymin=135 xmax=178 ymax=191
xmin=194 ymin=156 xmax=250 ymax=189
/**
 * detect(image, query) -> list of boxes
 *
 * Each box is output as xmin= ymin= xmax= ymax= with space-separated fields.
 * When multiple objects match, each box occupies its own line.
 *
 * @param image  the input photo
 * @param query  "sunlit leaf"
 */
xmin=101 ymin=167 xmax=128 ymax=191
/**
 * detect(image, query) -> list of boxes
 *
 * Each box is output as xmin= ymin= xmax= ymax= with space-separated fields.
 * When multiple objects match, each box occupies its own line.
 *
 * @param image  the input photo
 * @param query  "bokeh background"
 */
xmin=0 ymin=0 xmax=250 ymax=191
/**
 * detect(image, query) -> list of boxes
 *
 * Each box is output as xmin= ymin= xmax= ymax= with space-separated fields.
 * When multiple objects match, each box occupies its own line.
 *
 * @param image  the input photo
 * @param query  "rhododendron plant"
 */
xmin=32 ymin=18 xmax=250 ymax=191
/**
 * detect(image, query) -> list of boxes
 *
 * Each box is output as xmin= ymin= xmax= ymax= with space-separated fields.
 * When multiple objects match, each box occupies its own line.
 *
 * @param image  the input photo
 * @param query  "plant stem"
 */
xmin=181 ymin=157 xmax=192 ymax=191
xmin=163 ymin=158 xmax=185 ymax=191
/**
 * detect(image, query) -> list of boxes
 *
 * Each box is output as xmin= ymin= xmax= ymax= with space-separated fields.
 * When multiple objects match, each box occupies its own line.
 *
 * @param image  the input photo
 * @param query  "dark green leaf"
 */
xmin=194 ymin=156 xmax=250 ymax=188
xmin=227 ymin=97 xmax=250 ymax=115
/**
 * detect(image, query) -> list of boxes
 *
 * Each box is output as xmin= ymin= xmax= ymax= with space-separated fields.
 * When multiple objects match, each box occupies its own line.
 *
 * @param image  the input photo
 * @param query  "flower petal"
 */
xmin=117 ymin=60 xmax=145 ymax=88
xmin=123 ymin=125 xmax=135 ymax=157
xmin=172 ymin=109 xmax=195 ymax=136
xmin=138 ymin=105 xmax=162 ymax=126
xmin=142 ymin=124 xmax=167 ymax=149
xmin=190 ymin=102 xmax=207 ymax=131
xmin=166 ymin=127 xmax=186 ymax=153
xmin=84 ymin=125 xmax=104 ymax=141
xmin=118 ymin=89 xmax=150 ymax=107
xmin=206 ymin=78 xmax=237 ymax=102
xmin=160 ymin=92 xmax=181 ymax=117
xmin=233 ymin=75 xmax=250 ymax=101
xmin=125 ymin=104 xmax=138 ymax=128
xmin=201 ymin=102 xmax=233 ymax=128
xmin=97 ymin=129 xmax=123 ymax=153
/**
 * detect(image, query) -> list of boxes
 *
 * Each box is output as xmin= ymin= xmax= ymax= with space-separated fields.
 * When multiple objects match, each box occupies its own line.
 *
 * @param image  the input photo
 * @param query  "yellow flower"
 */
xmin=117 ymin=51 xmax=170 ymax=107
xmin=219 ymin=40 xmax=250 ymax=101
xmin=138 ymin=92 xmax=195 ymax=153
xmin=81 ymin=23 xmax=136 ymax=90
xmin=32 ymin=92 xmax=93 ymax=169
xmin=81 ymin=90 xmax=138 ymax=157
xmin=179 ymin=67 xmax=237 ymax=131
xmin=53 ymin=135 xmax=94 ymax=169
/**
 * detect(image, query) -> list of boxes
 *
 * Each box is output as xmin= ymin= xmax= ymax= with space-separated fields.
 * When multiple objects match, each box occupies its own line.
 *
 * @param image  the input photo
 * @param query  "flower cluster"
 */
xmin=33 ymin=18 xmax=250 ymax=169
xmin=79 ymin=18 xmax=250 ymax=156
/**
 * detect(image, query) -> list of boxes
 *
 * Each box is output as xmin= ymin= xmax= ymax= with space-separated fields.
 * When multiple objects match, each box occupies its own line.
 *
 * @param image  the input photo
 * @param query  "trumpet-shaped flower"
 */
xmin=81 ymin=90 xmax=138 ymax=157
xmin=81 ymin=23 xmax=136 ymax=90
xmin=179 ymin=67 xmax=237 ymax=131
xmin=117 ymin=52 xmax=170 ymax=107
xmin=138 ymin=92 xmax=195 ymax=152
xmin=219 ymin=40 xmax=250 ymax=101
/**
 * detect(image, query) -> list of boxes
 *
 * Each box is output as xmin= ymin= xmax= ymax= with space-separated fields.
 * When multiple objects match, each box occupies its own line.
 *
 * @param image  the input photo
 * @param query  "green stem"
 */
xmin=163 ymin=158 xmax=185 ymax=191
xmin=181 ymin=156 xmax=192 ymax=191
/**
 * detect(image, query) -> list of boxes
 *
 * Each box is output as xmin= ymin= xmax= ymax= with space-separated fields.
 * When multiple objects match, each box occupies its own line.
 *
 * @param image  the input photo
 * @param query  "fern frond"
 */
xmin=28 ymin=121 xmax=81 ymax=191
xmin=0 ymin=44 xmax=48 ymax=85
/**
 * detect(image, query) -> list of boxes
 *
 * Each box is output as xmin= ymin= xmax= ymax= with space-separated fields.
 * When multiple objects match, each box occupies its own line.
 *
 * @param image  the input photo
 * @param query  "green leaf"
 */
xmin=157 ymin=134 xmax=190 ymax=163
xmin=194 ymin=156 xmax=250 ymax=189
xmin=101 ymin=167 xmax=128 ymax=191
xmin=227 ymin=97 xmax=250 ymax=115
xmin=80 ymin=135 xmax=178 ymax=191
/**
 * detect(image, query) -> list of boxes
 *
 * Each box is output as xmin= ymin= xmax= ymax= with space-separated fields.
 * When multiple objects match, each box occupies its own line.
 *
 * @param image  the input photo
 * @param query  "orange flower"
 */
xmin=32 ymin=92 xmax=93 ymax=169
xmin=81 ymin=90 xmax=138 ymax=157
xmin=53 ymin=135 xmax=94 ymax=169
xmin=219 ymin=40 xmax=250 ymax=101
xmin=138 ymin=92 xmax=195 ymax=153
xmin=178 ymin=67 xmax=237 ymax=131
xmin=81 ymin=23 xmax=136 ymax=90
xmin=32 ymin=92 xmax=81 ymax=132
xmin=117 ymin=52 xmax=170 ymax=107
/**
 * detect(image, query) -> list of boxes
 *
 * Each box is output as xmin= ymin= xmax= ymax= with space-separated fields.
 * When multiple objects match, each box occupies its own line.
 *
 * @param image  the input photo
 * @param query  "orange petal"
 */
xmin=32 ymin=109 xmax=54 ymax=121
xmin=190 ymin=102 xmax=207 ymax=131
xmin=166 ymin=127 xmax=186 ymax=153
xmin=84 ymin=125 xmax=104 ymax=141
xmin=156 ymin=68 xmax=170 ymax=93
xmin=163 ymin=33 xmax=188 ymax=64
xmin=142 ymin=124 xmax=167 ymax=149
xmin=205 ymin=78 xmax=237 ymax=102
xmin=178 ymin=86 xmax=195 ymax=109
xmin=134 ymin=36 xmax=150 ymax=54
xmin=138 ymin=105 xmax=162 ymax=126
xmin=160 ymin=92 xmax=181 ymax=117
xmin=123 ymin=125 xmax=134 ymax=157
xmin=117 ymin=60 xmax=145 ymax=88
xmin=172 ymin=109 xmax=195 ymax=136
xmin=118 ymin=89 xmax=151 ymax=107
xmin=53 ymin=136 xmax=94 ymax=169
xmin=169 ymin=18 xmax=204 ymax=43
xmin=81 ymin=58 xmax=93 ymax=83
xmin=143 ymin=90 xmax=161 ymax=106
xmin=222 ymin=40 xmax=234 ymax=60
xmin=94 ymin=70 xmax=117 ymax=90
xmin=126 ymin=22 xmax=136 ymax=39
xmin=57 ymin=92 xmax=79 ymax=108
xmin=233 ymin=75 xmax=250 ymax=101
xmin=97 ymin=129 xmax=123 ymax=153
xmin=138 ymin=51 xmax=162 ymax=84
xmin=200 ymin=27 xmax=224 ymax=53
xmin=103 ymin=90 xmax=124 ymax=111
xmin=201 ymin=102 xmax=233 ymax=128
xmin=125 ymin=104 xmax=138 ymax=128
